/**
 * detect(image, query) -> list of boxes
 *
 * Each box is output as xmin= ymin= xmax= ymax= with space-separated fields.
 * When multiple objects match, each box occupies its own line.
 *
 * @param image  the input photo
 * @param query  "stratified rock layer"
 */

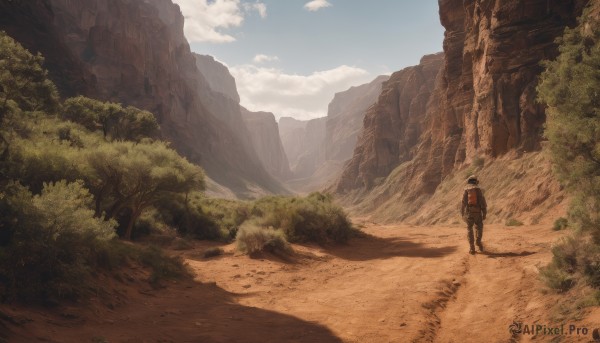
xmin=336 ymin=53 xmax=444 ymax=191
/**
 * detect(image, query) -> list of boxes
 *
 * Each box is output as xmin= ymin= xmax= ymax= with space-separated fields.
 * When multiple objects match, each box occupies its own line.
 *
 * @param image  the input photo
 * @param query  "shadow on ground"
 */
xmin=3 ymin=278 xmax=342 ymax=343
xmin=482 ymin=250 xmax=536 ymax=258
xmin=327 ymin=234 xmax=458 ymax=261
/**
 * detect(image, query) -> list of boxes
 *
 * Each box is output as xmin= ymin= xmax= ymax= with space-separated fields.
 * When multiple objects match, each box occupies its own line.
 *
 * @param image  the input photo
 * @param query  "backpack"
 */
xmin=467 ymin=188 xmax=478 ymax=206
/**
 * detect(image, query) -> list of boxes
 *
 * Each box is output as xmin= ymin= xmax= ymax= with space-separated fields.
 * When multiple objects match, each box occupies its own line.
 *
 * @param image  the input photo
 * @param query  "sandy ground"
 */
xmin=1 ymin=221 xmax=599 ymax=343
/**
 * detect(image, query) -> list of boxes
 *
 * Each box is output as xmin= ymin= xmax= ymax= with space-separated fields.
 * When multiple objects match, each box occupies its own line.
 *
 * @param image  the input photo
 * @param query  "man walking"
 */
xmin=461 ymin=175 xmax=487 ymax=255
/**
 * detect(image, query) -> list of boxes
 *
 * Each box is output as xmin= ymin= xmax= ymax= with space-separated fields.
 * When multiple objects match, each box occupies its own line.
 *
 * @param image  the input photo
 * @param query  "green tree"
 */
xmin=0 ymin=31 xmax=59 ymax=163
xmin=62 ymin=96 xmax=158 ymax=141
xmin=0 ymin=31 xmax=59 ymax=116
xmin=85 ymin=141 xmax=204 ymax=239
xmin=537 ymin=7 xmax=600 ymax=243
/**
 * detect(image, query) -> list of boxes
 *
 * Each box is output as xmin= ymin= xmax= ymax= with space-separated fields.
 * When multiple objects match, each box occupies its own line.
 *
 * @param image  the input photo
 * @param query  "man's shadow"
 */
xmin=480 ymin=250 xmax=536 ymax=258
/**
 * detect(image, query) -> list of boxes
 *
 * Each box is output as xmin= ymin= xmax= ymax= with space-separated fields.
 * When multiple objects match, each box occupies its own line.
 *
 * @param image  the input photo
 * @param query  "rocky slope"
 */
xmin=336 ymin=0 xmax=589 ymax=222
xmin=241 ymin=108 xmax=292 ymax=181
xmin=0 ymin=0 xmax=285 ymax=197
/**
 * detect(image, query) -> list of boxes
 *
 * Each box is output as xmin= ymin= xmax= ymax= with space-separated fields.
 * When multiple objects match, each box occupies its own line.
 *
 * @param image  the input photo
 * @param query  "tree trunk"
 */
xmin=124 ymin=207 xmax=142 ymax=240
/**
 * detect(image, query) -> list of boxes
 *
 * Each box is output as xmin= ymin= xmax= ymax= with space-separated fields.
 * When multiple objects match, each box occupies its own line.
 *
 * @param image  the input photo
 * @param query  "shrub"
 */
xmin=0 ymin=180 xmax=116 ymax=302
xmin=252 ymin=192 xmax=355 ymax=244
xmin=472 ymin=156 xmax=485 ymax=168
xmin=505 ymin=218 xmax=524 ymax=227
xmin=540 ymin=264 xmax=576 ymax=292
xmin=235 ymin=223 xmax=291 ymax=255
xmin=136 ymin=245 xmax=189 ymax=286
xmin=541 ymin=236 xmax=600 ymax=292
xmin=156 ymin=193 xmax=225 ymax=241
xmin=553 ymin=217 xmax=569 ymax=231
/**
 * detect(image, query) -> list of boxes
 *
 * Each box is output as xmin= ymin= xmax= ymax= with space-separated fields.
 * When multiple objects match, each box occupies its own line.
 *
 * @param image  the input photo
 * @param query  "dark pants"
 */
xmin=465 ymin=212 xmax=483 ymax=248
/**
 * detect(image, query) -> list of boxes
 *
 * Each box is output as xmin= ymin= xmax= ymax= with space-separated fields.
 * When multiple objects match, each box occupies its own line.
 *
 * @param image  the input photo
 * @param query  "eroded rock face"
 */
xmin=337 ymin=0 xmax=588 ymax=209
xmin=0 ymin=0 xmax=284 ymax=197
xmin=438 ymin=0 xmax=589 ymax=163
xmin=194 ymin=54 xmax=240 ymax=103
xmin=241 ymin=108 xmax=292 ymax=181
xmin=336 ymin=53 xmax=444 ymax=191
xmin=325 ymin=75 xmax=389 ymax=163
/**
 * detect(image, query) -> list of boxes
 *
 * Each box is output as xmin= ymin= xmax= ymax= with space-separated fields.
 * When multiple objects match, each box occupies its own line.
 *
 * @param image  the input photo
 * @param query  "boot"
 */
xmin=477 ymin=241 xmax=484 ymax=252
xmin=469 ymin=245 xmax=476 ymax=255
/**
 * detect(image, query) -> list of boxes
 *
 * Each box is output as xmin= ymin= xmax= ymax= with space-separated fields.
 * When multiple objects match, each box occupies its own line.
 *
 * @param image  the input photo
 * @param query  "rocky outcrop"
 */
xmin=336 ymin=53 xmax=444 ymax=191
xmin=0 ymin=0 xmax=285 ymax=197
xmin=194 ymin=54 xmax=240 ymax=103
xmin=241 ymin=108 xmax=292 ymax=181
xmin=336 ymin=0 xmax=589 ymax=221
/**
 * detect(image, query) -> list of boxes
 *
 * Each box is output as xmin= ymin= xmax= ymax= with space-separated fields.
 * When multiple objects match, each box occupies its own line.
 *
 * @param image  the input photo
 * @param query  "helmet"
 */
xmin=467 ymin=175 xmax=479 ymax=184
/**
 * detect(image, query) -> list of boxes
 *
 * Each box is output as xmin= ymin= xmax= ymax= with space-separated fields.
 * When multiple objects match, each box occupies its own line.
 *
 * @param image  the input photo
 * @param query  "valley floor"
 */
xmin=2 ymin=221 xmax=599 ymax=343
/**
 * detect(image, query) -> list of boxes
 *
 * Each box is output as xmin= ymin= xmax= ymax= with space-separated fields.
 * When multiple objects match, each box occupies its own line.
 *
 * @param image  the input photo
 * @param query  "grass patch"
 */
xmin=505 ymin=218 xmax=524 ymax=227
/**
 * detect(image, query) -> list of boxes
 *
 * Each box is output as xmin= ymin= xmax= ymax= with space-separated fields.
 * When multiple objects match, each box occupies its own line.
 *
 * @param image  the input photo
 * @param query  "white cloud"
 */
xmin=172 ymin=0 xmax=267 ymax=43
xmin=244 ymin=2 xmax=267 ymax=18
xmin=230 ymin=64 xmax=370 ymax=120
xmin=253 ymin=54 xmax=280 ymax=63
xmin=304 ymin=0 xmax=332 ymax=12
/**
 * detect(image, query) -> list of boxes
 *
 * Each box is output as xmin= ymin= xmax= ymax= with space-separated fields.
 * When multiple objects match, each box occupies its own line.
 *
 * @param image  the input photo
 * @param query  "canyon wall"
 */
xmin=241 ymin=108 xmax=292 ymax=181
xmin=278 ymin=75 xmax=387 ymax=192
xmin=325 ymin=75 xmax=389 ymax=163
xmin=336 ymin=53 xmax=444 ymax=191
xmin=336 ymin=0 xmax=589 ymax=221
xmin=279 ymin=117 xmax=327 ymax=180
xmin=0 ymin=0 xmax=285 ymax=197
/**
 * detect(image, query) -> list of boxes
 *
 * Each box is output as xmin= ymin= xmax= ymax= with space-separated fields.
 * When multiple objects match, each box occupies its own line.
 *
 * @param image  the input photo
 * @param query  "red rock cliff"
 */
xmin=336 ymin=53 xmax=444 ymax=191
xmin=336 ymin=0 xmax=589 ymax=217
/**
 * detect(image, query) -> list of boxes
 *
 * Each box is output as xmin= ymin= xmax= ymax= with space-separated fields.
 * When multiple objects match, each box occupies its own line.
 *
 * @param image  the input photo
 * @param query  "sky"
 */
xmin=172 ymin=0 xmax=444 ymax=120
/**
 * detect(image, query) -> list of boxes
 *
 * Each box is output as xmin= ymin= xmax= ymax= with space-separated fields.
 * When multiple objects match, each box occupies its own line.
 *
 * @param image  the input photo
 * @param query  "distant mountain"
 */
xmin=0 ymin=0 xmax=286 ymax=198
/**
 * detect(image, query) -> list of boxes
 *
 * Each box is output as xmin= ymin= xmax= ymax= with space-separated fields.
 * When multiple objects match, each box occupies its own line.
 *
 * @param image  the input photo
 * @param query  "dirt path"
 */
xmin=2 ymin=222 xmax=599 ymax=342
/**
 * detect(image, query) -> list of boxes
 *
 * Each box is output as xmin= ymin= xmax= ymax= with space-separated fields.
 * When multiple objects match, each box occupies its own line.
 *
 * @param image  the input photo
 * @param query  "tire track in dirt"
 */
xmin=431 ymin=225 xmax=570 ymax=343
xmin=412 ymin=256 xmax=471 ymax=343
